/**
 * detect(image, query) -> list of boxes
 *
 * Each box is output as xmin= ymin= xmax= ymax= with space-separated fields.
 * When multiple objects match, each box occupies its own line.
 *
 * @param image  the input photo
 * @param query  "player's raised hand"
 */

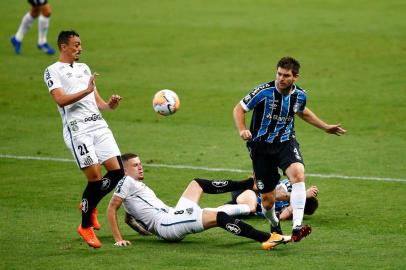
xmin=114 ymin=240 xmax=131 ymax=247
xmin=325 ymin=124 xmax=346 ymax=136
xmin=87 ymin=72 xmax=99 ymax=93
xmin=108 ymin=95 xmax=122 ymax=110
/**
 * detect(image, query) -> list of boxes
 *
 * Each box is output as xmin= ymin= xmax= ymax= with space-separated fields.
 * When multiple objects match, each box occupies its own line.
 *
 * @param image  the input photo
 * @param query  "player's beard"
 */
xmin=277 ymin=81 xmax=293 ymax=93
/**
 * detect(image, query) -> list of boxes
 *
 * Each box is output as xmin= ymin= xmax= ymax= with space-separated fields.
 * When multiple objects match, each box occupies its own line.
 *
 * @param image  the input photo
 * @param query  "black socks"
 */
xmin=216 ymin=211 xmax=269 ymax=243
xmin=194 ymin=177 xmax=254 ymax=194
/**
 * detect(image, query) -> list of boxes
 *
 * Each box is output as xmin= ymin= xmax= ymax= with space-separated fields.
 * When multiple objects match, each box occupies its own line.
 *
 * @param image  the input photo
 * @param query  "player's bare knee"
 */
xmin=30 ymin=8 xmax=40 ymax=18
xmin=41 ymin=4 xmax=52 ymax=17
xmin=290 ymin=173 xmax=305 ymax=184
xmin=248 ymin=203 xmax=257 ymax=213
xmin=190 ymin=179 xmax=203 ymax=192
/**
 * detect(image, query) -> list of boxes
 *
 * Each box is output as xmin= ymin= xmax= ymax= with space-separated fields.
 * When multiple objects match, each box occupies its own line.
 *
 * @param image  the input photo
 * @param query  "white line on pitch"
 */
xmin=1 ymin=154 xmax=405 ymax=183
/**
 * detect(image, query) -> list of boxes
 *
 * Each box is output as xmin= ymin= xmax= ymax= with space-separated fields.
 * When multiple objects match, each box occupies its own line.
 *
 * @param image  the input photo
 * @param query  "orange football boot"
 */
xmin=77 ymin=224 xmax=101 ymax=249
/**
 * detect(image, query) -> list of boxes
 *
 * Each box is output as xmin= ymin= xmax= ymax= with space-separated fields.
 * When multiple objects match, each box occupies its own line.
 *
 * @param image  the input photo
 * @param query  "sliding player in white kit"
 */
xmin=44 ymin=30 xmax=124 ymax=249
xmin=107 ymin=153 xmax=291 ymax=251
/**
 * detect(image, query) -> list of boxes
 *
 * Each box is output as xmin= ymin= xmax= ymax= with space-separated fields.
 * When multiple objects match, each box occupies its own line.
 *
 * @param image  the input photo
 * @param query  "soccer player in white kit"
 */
xmin=107 ymin=153 xmax=292 ymax=250
xmin=44 ymin=30 xmax=124 ymax=248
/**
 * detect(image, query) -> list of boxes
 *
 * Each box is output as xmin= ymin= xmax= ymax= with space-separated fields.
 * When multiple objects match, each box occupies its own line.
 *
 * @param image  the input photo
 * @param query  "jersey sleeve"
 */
xmin=113 ymin=177 xmax=133 ymax=199
xmin=240 ymin=82 xmax=271 ymax=112
xmin=44 ymin=66 xmax=62 ymax=92
xmin=296 ymin=90 xmax=307 ymax=113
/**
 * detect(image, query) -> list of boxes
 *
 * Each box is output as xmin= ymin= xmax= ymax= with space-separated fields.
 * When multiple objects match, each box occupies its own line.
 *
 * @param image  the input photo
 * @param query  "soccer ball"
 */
xmin=152 ymin=89 xmax=180 ymax=116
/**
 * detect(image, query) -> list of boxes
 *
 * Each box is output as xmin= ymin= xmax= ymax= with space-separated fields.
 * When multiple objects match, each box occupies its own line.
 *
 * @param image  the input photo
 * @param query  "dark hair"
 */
xmin=304 ymin=197 xmax=318 ymax=215
xmin=57 ymin=30 xmax=79 ymax=49
xmin=277 ymin=56 xmax=301 ymax=76
xmin=121 ymin=153 xmax=139 ymax=162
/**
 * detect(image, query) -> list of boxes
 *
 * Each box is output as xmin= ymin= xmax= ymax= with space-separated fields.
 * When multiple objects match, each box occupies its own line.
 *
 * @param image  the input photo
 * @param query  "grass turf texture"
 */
xmin=0 ymin=0 xmax=405 ymax=269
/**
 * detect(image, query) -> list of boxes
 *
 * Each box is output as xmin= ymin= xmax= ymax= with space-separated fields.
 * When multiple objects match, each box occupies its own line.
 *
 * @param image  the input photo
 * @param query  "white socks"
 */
xmin=15 ymin=12 xmax=34 ymax=41
xmin=261 ymin=204 xmax=279 ymax=226
xmin=291 ymin=182 xmax=306 ymax=228
xmin=38 ymin=15 xmax=50 ymax=45
xmin=15 ymin=13 xmax=50 ymax=45
xmin=205 ymin=204 xmax=251 ymax=216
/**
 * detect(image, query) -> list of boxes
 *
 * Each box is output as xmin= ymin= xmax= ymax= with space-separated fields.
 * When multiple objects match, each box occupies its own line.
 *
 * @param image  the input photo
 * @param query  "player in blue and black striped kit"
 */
xmin=233 ymin=56 xmax=346 ymax=242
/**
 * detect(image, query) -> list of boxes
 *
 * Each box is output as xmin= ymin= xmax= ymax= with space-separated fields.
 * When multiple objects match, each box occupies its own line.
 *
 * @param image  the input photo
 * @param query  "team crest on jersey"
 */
xmin=101 ymin=178 xmax=111 ymax=191
xmin=226 ymin=223 xmax=241 ymax=234
xmin=70 ymin=120 xmax=79 ymax=132
xmin=47 ymin=80 xmax=53 ymax=88
xmin=256 ymin=179 xmax=265 ymax=190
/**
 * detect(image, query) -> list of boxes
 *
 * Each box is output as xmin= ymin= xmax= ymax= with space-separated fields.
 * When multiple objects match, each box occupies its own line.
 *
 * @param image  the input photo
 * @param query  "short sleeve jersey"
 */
xmin=44 ymin=62 xmax=108 ymax=137
xmin=113 ymin=176 xmax=171 ymax=233
xmin=239 ymin=80 xmax=307 ymax=143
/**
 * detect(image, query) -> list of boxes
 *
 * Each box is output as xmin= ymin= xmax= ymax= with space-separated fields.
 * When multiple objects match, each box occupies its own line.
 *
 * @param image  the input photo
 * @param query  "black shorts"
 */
xmin=28 ymin=0 xmax=48 ymax=6
xmin=247 ymin=139 xmax=304 ymax=193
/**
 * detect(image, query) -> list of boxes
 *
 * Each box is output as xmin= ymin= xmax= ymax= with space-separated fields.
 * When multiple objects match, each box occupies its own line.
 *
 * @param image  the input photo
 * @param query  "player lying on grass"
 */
xmin=107 ymin=153 xmax=291 ymax=250
xmin=205 ymin=178 xmax=319 ymax=224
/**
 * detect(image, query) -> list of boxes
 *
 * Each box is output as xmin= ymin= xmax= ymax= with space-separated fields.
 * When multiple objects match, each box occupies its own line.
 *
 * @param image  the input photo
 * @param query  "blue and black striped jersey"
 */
xmin=240 ymin=80 xmax=307 ymax=144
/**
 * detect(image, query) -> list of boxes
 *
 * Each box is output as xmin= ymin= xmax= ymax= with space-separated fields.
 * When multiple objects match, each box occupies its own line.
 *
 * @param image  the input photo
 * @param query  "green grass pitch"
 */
xmin=0 ymin=0 xmax=405 ymax=269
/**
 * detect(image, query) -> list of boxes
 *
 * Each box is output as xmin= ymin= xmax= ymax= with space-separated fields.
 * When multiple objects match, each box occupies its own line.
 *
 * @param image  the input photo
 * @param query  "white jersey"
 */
xmin=114 ymin=176 xmax=204 ymax=241
xmin=114 ymin=176 xmax=171 ymax=235
xmin=44 ymin=61 xmax=108 ymax=139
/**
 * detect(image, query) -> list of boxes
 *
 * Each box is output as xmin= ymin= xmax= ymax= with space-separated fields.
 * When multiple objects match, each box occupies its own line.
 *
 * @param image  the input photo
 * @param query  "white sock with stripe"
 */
xmin=291 ymin=182 xmax=306 ymax=228
xmin=205 ymin=204 xmax=251 ymax=216
xmin=15 ymin=12 xmax=35 ymax=41
xmin=38 ymin=15 xmax=50 ymax=45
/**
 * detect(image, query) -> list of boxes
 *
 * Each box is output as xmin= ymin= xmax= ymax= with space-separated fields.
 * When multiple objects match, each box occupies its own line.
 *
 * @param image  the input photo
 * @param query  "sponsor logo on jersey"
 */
xmin=256 ymin=179 xmax=265 ymax=190
xmin=212 ymin=180 xmax=229 ymax=188
xmin=83 ymin=156 xmax=93 ymax=166
xmin=270 ymin=115 xmax=293 ymax=122
xmin=84 ymin=114 xmax=103 ymax=122
xmin=66 ymin=72 xmax=73 ymax=78
xmin=270 ymin=102 xmax=278 ymax=110
xmin=101 ymin=178 xmax=111 ymax=191
xmin=225 ymin=223 xmax=241 ymax=234
xmin=47 ymin=80 xmax=53 ymax=88
xmin=81 ymin=199 xmax=88 ymax=213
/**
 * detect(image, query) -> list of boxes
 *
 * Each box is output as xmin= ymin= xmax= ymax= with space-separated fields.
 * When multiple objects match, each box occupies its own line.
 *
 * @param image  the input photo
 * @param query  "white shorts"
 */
xmin=155 ymin=197 xmax=204 ymax=241
xmin=64 ymin=127 xmax=121 ymax=169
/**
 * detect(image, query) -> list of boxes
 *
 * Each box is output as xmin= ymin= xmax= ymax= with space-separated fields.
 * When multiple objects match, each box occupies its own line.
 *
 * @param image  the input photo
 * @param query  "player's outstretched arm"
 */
xmin=298 ymin=108 xmax=346 ymax=136
xmin=233 ymin=103 xmax=252 ymax=140
xmin=94 ymin=88 xmax=122 ymax=111
xmin=107 ymin=195 xmax=131 ymax=247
